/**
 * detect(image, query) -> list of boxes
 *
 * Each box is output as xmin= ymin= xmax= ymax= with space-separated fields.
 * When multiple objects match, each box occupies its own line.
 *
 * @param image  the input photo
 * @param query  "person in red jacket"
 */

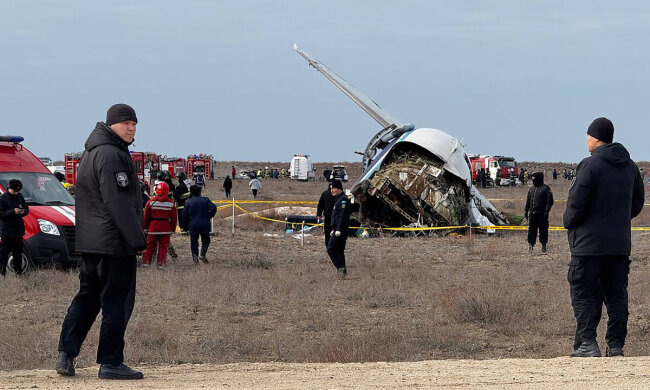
xmin=142 ymin=182 xmax=177 ymax=268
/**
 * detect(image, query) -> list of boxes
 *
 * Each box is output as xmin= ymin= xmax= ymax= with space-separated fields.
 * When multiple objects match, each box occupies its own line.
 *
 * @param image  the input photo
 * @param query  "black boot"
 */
xmin=55 ymin=351 xmax=76 ymax=376
xmin=542 ymin=244 xmax=547 ymax=253
xmin=570 ymin=340 xmax=601 ymax=357
xmin=606 ymin=346 xmax=624 ymax=357
xmin=98 ymin=363 xmax=144 ymax=380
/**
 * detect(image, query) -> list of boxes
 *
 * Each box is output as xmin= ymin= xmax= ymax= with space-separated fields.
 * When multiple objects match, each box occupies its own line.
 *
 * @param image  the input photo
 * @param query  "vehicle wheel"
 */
xmin=7 ymin=246 xmax=33 ymax=275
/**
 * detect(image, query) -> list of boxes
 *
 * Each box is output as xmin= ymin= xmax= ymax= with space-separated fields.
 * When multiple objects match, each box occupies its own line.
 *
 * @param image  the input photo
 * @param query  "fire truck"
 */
xmin=160 ymin=157 xmax=186 ymax=178
xmin=186 ymin=154 xmax=212 ymax=180
xmin=468 ymin=155 xmax=519 ymax=186
xmin=0 ymin=135 xmax=80 ymax=273
xmin=145 ymin=152 xmax=160 ymax=173
xmin=64 ymin=152 xmax=83 ymax=185
xmin=130 ymin=151 xmax=162 ymax=185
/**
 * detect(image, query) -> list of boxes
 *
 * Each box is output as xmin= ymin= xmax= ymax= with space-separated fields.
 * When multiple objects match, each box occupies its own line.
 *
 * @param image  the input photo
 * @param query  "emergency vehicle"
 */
xmin=468 ymin=155 xmax=519 ymax=186
xmin=323 ymin=165 xmax=349 ymax=182
xmin=64 ymin=152 xmax=83 ymax=185
xmin=0 ymin=136 xmax=80 ymax=273
xmin=160 ymin=157 xmax=186 ymax=178
xmin=289 ymin=154 xmax=315 ymax=181
xmin=145 ymin=152 xmax=160 ymax=173
xmin=186 ymin=154 xmax=212 ymax=179
xmin=130 ymin=151 xmax=161 ymax=185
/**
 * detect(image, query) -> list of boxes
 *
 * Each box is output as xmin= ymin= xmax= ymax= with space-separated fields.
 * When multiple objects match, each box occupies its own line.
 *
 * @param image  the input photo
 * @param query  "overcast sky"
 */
xmin=1 ymin=0 xmax=648 ymax=164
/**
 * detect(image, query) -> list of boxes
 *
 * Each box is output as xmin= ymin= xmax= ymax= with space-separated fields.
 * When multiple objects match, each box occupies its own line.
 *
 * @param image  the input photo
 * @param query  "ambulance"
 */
xmin=289 ymin=154 xmax=315 ymax=181
xmin=0 ymin=136 xmax=80 ymax=273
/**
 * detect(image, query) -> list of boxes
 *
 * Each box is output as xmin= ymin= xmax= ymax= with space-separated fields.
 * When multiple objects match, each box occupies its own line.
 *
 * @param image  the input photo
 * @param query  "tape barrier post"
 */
xmin=301 ymin=221 xmax=305 ymax=246
xmin=231 ymin=197 xmax=235 ymax=235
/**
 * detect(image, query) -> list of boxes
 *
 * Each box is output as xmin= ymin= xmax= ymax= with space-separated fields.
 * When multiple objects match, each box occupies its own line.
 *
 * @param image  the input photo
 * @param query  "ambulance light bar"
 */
xmin=0 ymin=135 xmax=24 ymax=143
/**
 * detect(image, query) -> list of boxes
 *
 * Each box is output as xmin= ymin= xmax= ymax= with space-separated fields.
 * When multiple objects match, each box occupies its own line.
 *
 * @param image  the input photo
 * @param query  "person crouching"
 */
xmin=142 ymin=182 xmax=177 ymax=269
xmin=182 ymin=185 xmax=217 ymax=264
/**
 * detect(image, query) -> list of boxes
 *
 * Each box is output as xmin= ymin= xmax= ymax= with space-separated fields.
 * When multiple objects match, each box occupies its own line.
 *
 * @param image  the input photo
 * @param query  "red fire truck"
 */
xmin=64 ymin=152 xmax=83 ymax=185
xmin=130 ymin=151 xmax=147 ymax=183
xmin=186 ymin=154 xmax=212 ymax=179
xmin=0 ymin=135 xmax=80 ymax=273
xmin=130 ymin=151 xmax=161 ymax=185
xmin=145 ymin=152 xmax=160 ymax=173
xmin=468 ymin=155 xmax=519 ymax=186
xmin=160 ymin=157 xmax=186 ymax=178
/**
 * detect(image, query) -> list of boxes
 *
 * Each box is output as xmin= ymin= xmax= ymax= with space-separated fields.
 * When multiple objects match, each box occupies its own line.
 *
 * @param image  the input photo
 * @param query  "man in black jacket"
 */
xmin=326 ymin=180 xmax=352 ymax=278
xmin=173 ymin=172 xmax=190 ymax=232
xmin=0 ymin=179 xmax=29 ymax=276
xmin=56 ymin=104 xmax=146 ymax=380
xmin=182 ymin=185 xmax=217 ymax=264
xmin=316 ymin=183 xmax=334 ymax=248
xmin=563 ymin=117 xmax=644 ymax=358
xmin=524 ymin=172 xmax=554 ymax=253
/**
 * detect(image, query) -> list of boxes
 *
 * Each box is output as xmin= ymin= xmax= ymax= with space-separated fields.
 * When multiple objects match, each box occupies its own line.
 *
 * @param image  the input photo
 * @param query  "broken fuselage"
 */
xmin=294 ymin=44 xmax=507 ymax=229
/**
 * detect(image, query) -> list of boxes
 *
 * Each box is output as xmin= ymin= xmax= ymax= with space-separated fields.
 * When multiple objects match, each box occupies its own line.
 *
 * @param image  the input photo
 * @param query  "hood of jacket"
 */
xmin=591 ymin=142 xmax=630 ymax=167
xmin=532 ymin=171 xmax=544 ymax=186
xmin=84 ymin=122 xmax=132 ymax=152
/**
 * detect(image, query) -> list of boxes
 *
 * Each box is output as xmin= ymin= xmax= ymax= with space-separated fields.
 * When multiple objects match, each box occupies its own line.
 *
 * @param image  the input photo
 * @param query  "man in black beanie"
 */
xmin=563 ymin=117 xmax=644 ymax=357
xmin=327 ymin=179 xmax=351 ymax=278
xmin=56 ymin=103 xmax=145 ymax=379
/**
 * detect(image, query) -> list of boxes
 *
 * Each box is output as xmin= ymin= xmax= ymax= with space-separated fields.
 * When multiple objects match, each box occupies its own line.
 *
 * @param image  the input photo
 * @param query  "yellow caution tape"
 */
xmin=213 ymin=200 xmax=317 ymax=205
xmin=221 ymin=200 xmax=650 ymax=232
xmin=213 ymin=198 xmax=648 ymax=207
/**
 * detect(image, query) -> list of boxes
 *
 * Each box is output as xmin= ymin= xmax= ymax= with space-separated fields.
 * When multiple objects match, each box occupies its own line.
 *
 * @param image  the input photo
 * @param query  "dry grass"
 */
xmin=0 ymin=161 xmax=648 ymax=370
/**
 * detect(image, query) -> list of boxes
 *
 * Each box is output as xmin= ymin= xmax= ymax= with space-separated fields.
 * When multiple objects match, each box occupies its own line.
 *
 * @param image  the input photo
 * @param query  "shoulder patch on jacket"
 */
xmin=115 ymin=171 xmax=129 ymax=190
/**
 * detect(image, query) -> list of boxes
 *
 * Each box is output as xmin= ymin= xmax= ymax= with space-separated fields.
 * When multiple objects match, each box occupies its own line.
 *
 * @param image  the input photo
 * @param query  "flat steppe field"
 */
xmin=0 ymin=161 xmax=648 ymax=389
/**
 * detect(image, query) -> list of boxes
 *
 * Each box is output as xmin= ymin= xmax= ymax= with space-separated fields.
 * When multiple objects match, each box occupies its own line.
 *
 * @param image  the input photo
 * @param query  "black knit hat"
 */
xmin=106 ymin=104 xmax=138 ymax=126
xmin=8 ymin=179 xmax=22 ymax=191
xmin=587 ymin=117 xmax=614 ymax=143
xmin=331 ymin=179 xmax=343 ymax=190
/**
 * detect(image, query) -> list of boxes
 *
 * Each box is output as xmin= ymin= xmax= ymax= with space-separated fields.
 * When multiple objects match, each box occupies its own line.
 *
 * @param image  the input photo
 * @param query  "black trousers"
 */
xmin=225 ymin=189 xmax=231 ymax=198
xmin=326 ymin=234 xmax=347 ymax=269
xmin=323 ymin=217 xmax=332 ymax=248
xmin=568 ymin=255 xmax=630 ymax=350
xmin=190 ymin=232 xmax=210 ymax=257
xmin=58 ymin=254 xmax=137 ymax=365
xmin=252 ymin=189 xmax=258 ymax=198
xmin=0 ymin=236 xmax=23 ymax=275
xmin=527 ymin=213 xmax=549 ymax=245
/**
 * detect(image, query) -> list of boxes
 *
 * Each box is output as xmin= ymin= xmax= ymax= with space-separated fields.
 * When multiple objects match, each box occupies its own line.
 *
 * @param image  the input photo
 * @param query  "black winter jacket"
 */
xmin=75 ymin=123 xmax=146 ymax=256
xmin=0 ymin=192 xmax=29 ymax=237
xmin=563 ymin=143 xmax=645 ymax=256
xmin=524 ymin=173 xmax=554 ymax=216
xmin=182 ymin=195 xmax=217 ymax=234
xmin=330 ymin=193 xmax=352 ymax=235
xmin=173 ymin=181 xmax=190 ymax=207
xmin=316 ymin=188 xmax=334 ymax=219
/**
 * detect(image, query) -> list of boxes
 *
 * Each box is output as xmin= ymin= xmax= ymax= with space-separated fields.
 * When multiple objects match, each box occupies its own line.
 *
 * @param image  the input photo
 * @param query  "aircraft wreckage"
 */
xmin=294 ymin=44 xmax=507 ymax=229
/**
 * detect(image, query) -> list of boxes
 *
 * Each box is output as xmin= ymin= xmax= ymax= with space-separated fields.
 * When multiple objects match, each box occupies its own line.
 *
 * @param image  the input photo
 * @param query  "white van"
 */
xmin=289 ymin=154 xmax=315 ymax=181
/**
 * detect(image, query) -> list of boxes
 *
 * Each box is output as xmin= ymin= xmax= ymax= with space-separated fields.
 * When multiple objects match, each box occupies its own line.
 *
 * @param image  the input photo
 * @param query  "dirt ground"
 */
xmin=0 ymin=160 xmax=648 ymax=388
xmin=1 ymin=357 xmax=649 ymax=389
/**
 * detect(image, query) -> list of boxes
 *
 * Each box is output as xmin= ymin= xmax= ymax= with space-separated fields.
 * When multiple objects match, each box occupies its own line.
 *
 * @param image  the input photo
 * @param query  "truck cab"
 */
xmin=186 ymin=154 xmax=213 ymax=180
xmin=0 ymin=136 xmax=80 ymax=273
xmin=469 ymin=155 xmax=519 ymax=186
